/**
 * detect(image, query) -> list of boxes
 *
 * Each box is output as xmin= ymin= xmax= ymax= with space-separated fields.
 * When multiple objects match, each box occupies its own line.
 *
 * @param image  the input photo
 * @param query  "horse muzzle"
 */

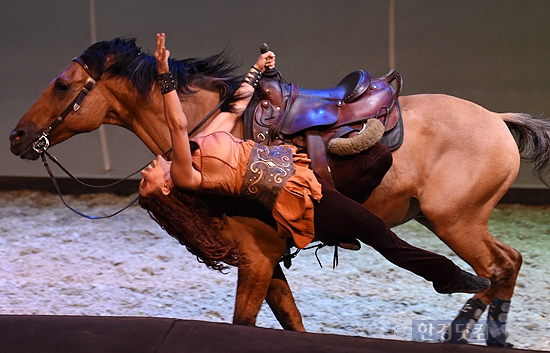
xmin=9 ymin=128 xmax=41 ymax=160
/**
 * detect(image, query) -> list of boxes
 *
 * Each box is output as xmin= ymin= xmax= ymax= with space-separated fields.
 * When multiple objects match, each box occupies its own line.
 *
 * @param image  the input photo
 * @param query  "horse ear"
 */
xmin=104 ymin=54 xmax=116 ymax=69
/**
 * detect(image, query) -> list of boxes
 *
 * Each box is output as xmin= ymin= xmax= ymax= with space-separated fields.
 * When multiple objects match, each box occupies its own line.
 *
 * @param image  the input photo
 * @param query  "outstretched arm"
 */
xmin=155 ymin=33 xmax=202 ymax=190
xmin=197 ymin=50 xmax=276 ymax=136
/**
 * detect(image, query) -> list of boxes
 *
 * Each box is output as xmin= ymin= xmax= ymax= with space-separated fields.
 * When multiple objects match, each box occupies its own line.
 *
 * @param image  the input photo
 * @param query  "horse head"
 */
xmin=10 ymin=37 xmax=243 ymax=160
xmin=10 ymin=59 xmax=106 ymax=160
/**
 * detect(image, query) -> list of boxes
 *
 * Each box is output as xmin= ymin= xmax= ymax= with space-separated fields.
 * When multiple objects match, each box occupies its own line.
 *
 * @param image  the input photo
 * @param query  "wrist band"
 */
xmin=243 ymin=66 xmax=262 ymax=88
xmin=158 ymin=72 xmax=176 ymax=94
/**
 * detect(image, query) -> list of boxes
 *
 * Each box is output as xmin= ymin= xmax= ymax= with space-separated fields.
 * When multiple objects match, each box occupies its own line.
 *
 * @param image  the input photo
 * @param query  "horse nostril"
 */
xmin=9 ymin=129 xmax=26 ymax=144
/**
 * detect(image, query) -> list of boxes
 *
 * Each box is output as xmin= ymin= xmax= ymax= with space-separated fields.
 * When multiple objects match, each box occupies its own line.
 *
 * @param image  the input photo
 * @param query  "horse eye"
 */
xmin=54 ymin=81 xmax=69 ymax=92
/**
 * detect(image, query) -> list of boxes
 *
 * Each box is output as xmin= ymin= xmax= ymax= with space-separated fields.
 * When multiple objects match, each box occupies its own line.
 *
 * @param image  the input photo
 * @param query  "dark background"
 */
xmin=1 ymin=0 xmax=549 ymax=190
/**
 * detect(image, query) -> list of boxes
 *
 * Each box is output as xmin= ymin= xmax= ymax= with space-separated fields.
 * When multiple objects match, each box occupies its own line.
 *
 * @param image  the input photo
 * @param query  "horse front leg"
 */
xmin=226 ymin=217 xmax=288 ymax=327
xmin=234 ymin=259 xmax=305 ymax=331
xmin=233 ymin=258 xmax=277 ymax=326
xmin=265 ymin=264 xmax=305 ymax=331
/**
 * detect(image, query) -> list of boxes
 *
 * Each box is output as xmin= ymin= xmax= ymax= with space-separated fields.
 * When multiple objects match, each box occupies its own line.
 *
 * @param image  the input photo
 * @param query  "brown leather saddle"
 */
xmin=243 ymin=68 xmax=403 ymax=184
xmin=247 ymin=68 xmax=401 ymax=143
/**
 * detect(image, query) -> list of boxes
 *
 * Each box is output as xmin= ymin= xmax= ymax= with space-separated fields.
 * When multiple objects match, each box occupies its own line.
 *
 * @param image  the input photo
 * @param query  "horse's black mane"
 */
xmin=79 ymin=37 xmax=243 ymax=108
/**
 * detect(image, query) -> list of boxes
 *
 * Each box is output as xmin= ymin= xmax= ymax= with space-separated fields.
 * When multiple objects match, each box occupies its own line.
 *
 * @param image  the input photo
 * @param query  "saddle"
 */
xmin=249 ymin=68 xmax=402 ymax=145
xmin=244 ymin=68 xmax=403 ymax=184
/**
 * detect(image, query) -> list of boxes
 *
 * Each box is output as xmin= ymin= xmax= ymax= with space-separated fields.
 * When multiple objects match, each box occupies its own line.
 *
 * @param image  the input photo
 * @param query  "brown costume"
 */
xmin=191 ymin=131 xmax=322 ymax=248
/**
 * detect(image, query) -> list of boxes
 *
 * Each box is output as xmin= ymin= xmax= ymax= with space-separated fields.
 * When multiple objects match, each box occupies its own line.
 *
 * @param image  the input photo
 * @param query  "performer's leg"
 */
xmin=313 ymin=176 xmax=489 ymax=293
xmin=329 ymin=142 xmax=392 ymax=203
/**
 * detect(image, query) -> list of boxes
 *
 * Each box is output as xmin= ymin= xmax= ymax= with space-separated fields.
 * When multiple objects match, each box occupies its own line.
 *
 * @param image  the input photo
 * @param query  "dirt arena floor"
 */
xmin=1 ymin=190 xmax=549 ymax=351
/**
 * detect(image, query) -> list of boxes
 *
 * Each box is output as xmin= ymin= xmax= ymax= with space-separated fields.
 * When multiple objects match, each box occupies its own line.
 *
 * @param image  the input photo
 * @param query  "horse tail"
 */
xmin=502 ymin=113 xmax=550 ymax=183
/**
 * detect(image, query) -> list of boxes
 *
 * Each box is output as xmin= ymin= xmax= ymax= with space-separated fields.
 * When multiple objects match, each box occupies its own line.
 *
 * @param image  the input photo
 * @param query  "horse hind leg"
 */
xmin=444 ymin=284 xmax=516 ymax=347
xmin=417 ymin=201 xmax=522 ymax=345
xmin=485 ymin=237 xmax=522 ymax=348
xmin=430 ymin=220 xmax=522 ymax=347
xmin=443 ymin=297 xmax=487 ymax=344
xmin=445 ymin=295 xmax=514 ymax=347
xmin=450 ymin=237 xmax=521 ymax=347
xmin=486 ymin=297 xmax=513 ymax=347
xmin=430 ymin=222 xmax=521 ymax=345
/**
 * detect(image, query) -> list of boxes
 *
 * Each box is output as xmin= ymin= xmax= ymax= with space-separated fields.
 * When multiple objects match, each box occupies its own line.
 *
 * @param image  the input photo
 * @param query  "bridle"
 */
xmin=34 ymin=56 xmax=228 ymax=219
xmin=32 ymin=56 xmax=142 ymax=219
xmin=33 ymin=57 xmax=99 ymax=154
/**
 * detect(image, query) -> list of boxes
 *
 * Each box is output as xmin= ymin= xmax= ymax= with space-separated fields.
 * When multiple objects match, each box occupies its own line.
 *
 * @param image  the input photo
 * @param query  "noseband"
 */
xmin=32 ymin=57 xmax=99 ymax=153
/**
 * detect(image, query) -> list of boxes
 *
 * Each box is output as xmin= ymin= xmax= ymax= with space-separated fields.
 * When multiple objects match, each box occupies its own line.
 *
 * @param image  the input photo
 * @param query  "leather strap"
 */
xmin=268 ymin=83 xmax=298 ymax=143
xmin=305 ymin=130 xmax=334 ymax=186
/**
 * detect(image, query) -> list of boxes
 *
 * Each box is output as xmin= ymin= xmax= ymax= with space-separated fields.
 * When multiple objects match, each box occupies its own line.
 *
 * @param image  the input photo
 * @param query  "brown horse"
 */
xmin=9 ymin=38 xmax=550 ymax=346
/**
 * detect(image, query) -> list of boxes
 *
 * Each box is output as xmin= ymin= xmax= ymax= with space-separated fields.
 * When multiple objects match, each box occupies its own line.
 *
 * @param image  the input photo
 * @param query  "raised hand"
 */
xmin=155 ymin=33 xmax=170 ymax=74
xmin=254 ymin=51 xmax=276 ymax=72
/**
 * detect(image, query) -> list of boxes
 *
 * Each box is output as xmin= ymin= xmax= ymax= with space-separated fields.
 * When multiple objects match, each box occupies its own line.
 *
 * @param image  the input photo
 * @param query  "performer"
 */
xmin=139 ymin=33 xmax=490 ymax=294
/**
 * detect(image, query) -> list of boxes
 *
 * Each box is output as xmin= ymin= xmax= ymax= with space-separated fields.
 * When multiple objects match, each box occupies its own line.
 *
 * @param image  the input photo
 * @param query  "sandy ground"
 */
xmin=0 ymin=190 xmax=549 ymax=351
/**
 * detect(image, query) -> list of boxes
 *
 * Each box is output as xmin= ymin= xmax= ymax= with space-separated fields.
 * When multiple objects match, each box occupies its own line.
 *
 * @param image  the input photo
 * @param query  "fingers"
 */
xmin=156 ymin=33 xmax=165 ymax=48
xmin=265 ymin=59 xmax=275 ymax=70
xmin=155 ymin=33 xmax=167 ymax=57
xmin=257 ymin=50 xmax=276 ymax=71
xmin=265 ymin=53 xmax=276 ymax=70
xmin=155 ymin=33 xmax=170 ymax=74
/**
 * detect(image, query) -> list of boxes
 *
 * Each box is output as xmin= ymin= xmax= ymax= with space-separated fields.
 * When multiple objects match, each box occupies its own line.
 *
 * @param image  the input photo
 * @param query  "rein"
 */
xmin=35 ymin=54 xmax=339 ymax=268
xmin=34 ymin=56 xmax=229 ymax=219
xmin=40 ymin=152 xmax=140 ymax=219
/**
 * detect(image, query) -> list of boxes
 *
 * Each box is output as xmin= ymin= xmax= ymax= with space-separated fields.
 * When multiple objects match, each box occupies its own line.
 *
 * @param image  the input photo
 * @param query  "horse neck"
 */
xmin=181 ymin=88 xmax=245 ymax=140
xmin=105 ymin=79 xmax=241 ymax=155
xmin=101 ymin=78 xmax=169 ymax=155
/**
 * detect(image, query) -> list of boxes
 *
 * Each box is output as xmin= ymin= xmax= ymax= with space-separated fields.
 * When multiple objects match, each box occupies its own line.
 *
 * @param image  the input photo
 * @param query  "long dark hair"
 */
xmin=138 ymin=187 xmax=240 ymax=272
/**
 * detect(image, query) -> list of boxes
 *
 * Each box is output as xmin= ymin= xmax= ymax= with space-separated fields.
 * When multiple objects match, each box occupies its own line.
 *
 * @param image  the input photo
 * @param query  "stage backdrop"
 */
xmin=1 ymin=0 xmax=549 ymax=189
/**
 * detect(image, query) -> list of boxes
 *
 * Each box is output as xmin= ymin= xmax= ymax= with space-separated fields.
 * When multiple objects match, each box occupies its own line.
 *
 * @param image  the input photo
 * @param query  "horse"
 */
xmin=9 ymin=37 xmax=550 ymax=346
